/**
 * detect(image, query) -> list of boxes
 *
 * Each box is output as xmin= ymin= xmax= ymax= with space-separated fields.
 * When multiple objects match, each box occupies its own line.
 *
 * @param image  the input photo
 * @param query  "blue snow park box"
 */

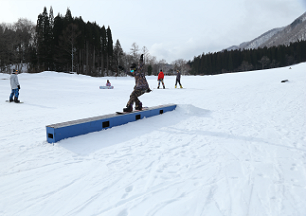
xmin=46 ymin=104 xmax=177 ymax=143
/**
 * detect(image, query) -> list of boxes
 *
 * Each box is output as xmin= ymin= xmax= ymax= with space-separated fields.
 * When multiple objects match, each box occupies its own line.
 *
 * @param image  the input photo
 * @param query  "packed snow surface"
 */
xmin=1 ymin=64 xmax=306 ymax=216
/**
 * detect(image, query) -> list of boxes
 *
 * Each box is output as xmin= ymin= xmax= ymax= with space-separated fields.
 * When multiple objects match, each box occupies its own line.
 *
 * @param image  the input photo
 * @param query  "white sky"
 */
xmin=1 ymin=0 xmax=305 ymax=63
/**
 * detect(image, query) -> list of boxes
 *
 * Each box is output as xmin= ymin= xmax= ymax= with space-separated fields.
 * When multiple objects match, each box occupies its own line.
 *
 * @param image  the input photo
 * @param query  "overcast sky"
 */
xmin=1 ymin=0 xmax=305 ymax=63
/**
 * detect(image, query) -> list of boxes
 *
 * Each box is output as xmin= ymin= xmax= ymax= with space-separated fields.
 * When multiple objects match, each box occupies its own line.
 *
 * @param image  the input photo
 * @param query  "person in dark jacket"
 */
xmin=9 ymin=69 xmax=21 ymax=103
xmin=157 ymin=69 xmax=165 ymax=89
xmin=175 ymin=70 xmax=183 ymax=88
xmin=120 ymin=54 xmax=151 ymax=112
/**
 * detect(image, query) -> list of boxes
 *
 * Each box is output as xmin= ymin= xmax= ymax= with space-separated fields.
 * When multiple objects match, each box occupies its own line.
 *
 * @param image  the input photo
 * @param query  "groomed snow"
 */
xmin=1 ymin=64 xmax=306 ymax=216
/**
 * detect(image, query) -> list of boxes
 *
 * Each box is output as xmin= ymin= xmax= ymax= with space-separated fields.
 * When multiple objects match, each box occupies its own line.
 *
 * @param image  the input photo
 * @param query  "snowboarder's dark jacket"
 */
xmin=125 ymin=60 xmax=149 ymax=90
xmin=176 ymin=71 xmax=181 ymax=81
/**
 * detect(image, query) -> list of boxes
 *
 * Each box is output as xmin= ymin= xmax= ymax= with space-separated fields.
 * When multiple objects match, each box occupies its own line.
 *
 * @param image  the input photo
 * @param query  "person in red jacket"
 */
xmin=157 ymin=69 xmax=165 ymax=89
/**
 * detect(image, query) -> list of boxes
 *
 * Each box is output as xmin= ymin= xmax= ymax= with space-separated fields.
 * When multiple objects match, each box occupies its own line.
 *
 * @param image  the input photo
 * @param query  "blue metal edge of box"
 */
xmin=46 ymin=103 xmax=177 ymax=143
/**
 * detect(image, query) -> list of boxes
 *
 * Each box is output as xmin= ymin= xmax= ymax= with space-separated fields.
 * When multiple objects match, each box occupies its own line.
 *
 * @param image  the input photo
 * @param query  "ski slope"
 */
xmin=0 ymin=64 xmax=306 ymax=216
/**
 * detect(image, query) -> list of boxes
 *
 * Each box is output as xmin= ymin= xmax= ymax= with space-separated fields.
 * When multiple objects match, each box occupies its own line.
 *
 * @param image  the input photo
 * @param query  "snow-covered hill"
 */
xmin=0 ymin=64 xmax=306 ymax=216
xmin=227 ymin=12 xmax=306 ymax=51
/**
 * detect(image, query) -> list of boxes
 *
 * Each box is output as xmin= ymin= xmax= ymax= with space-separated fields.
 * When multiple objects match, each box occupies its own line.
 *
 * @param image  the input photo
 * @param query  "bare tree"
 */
xmin=146 ymin=55 xmax=158 ymax=75
xmin=121 ymin=52 xmax=134 ymax=75
xmin=0 ymin=24 xmax=15 ymax=72
xmin=14 ymin=19 xmax=35 ymax=72
xmin=238 ymin=61 xmax=253 ymax=71
xmin=158 ymin=59 xmax=167 ymax=74
xmin=142 ymin=46 xmax=149 ymax=64
xmin=146 ymin=55 xmax=157 ymax=66
xmin=258 ymin=56 xmax=270 ymax=69
xmin=172 ymin=59 xmax=187 ymax=75
xmin=0 ymin=19 xmax=35 ymax=72
xmin=130 ymin=42 xmax=139 ymax=62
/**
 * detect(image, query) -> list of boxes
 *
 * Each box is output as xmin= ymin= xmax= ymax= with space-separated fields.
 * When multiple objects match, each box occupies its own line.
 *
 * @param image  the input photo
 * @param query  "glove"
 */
xmin=146 ymin=88 xmax=152 ymax=93
xmin=118 ymin=65 xmax=125 ymax=71
xmin=140 ymin=54 xmax=144 ymax=63
xmin=18 ymin=85 xmax=20 ymax=90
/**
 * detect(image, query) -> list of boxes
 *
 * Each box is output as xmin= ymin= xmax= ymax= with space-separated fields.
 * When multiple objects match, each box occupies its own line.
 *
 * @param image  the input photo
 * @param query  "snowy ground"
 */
xmin=0 ymin=64 xmax=306 ymax=216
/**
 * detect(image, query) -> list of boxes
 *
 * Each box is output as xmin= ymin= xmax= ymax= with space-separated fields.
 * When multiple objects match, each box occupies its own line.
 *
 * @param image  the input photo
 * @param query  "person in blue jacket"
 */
xmin=9 ymin=69 xmax=21 ymax=103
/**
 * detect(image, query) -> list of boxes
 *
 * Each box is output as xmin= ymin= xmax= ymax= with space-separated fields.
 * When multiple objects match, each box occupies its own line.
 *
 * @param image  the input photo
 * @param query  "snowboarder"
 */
xmin=157 ymin=69 xmax=165 ymax=89
xmin=9 ymin=69 xmax=21 ymax=103
xmin=119 ymin=54 xmax=151 ymax=112
xmin=175 ymin=70 xmax=183 ymax=88
xmin=106 ymin=80 xmax=111 ymax=87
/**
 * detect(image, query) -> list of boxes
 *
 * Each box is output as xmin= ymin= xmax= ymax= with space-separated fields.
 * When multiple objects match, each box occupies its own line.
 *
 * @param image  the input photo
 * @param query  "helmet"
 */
xmin=130 ymin=63 xmax=137 ymax=71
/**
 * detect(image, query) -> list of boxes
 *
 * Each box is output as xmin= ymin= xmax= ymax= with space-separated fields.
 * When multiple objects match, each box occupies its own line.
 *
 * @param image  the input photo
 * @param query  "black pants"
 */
xmin=127 ymin=89 xmax=145 ymax=107
xmin=175 ymin=79 xmax=181 ymax=86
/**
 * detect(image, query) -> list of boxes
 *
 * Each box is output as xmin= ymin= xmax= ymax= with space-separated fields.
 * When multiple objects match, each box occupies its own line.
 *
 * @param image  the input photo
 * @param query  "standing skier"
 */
xmin=120 ymin=54 xmax=151 ymax=112
xmin=175 ymin=70 xmax=183 ymax=88
xmin=9 ymin=69 xmax=21 ymax=103
xmin=157 ymin=69 xmax=165 ymax=89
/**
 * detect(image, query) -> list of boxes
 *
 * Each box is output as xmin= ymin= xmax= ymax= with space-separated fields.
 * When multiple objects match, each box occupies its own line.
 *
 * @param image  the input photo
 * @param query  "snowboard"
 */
xmin=99 ymin=86 xmax=114 ymax=89
xmin=116 ymin=107 xmax=149 ymax=115
xmin=5 ymin=100 xmax=23 ymax=104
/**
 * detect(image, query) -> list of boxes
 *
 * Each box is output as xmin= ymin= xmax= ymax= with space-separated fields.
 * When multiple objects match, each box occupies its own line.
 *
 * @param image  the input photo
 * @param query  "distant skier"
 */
xmin=119 ymin=54 xmax=151 ymax=112
xmin=106 ymin=80 xmax=111 ymax=87
xmin=9 ymin=69 xmax=21 ymax=103
xmin=157 ymin=69 xmax=165 ymax=89
xmin=175 ymin=70 xmax=183 ymax=88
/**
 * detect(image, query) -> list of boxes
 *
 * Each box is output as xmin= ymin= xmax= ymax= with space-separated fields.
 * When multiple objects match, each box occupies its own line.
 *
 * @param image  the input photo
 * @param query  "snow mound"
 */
xmin=176 ymin=104 xmax=211 ymax=117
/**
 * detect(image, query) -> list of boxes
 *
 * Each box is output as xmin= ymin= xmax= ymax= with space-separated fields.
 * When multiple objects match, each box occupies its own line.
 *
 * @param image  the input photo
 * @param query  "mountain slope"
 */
xmin=227 ymin=12 xmax=306 ymax=51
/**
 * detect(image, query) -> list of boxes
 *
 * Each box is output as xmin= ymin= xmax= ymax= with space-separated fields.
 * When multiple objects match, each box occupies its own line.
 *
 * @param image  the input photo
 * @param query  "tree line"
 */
xmin=0 ymin=7 xmax=136 ymax=76
xmin=2 ymin=6 xmax=305 ymax=76
xmin=0 ymin=18 xmax=34 ymax=73
xmin=0 ymin=6 xmax=182 ymax=76
xmin=33 ymin=7 xmax=115 ymax=76
xmin=189 ymin=40 xmax=306 ymax=75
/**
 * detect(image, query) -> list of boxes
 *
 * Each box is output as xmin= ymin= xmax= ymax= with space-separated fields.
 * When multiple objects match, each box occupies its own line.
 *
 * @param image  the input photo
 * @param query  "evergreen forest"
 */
xmin=0 ymin=7 xmax=125 ymax=76
xmin=189 ymin=40 xmax=306 ymax=75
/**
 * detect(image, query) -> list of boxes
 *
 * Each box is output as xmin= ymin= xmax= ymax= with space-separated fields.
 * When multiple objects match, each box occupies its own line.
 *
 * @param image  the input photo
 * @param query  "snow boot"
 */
xmin=135 ymin=102 xmax=142 ymax=111
xmin=175 ymin=85 xmax=177 ymax=88
xmin=9 ymin=98 xmax=13 ymax=102
xmin=14 ymin=97 xmax=20 ymax=103
xmin=180 ymin=85 xmax=183 ymax=88
xmin=157 ymin=86 xmax=160 ymax=89
xmin=123 ymin=104 xmax=132 ymax=112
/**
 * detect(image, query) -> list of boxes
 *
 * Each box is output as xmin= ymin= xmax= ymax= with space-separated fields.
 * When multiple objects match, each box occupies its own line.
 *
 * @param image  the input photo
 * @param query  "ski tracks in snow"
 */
xmin=1 ymin=68 xmax=306 ymax=216
xmin=45 ymin=98 xmax=305 ymax=216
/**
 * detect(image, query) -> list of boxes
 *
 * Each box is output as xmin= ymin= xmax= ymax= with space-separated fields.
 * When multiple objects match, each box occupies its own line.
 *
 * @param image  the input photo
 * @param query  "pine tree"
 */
xmin=36 ymin=7 xmax=51 ymax=71
xmin=106 ymin=26 xmax=113 ymax=74
xmin=113 ymin=39 xmax=124 ymax=74
xmin=100 ymin=26 xmax=107 ymax=75
xmin=147 ymin=65 xmax=153 ymax=76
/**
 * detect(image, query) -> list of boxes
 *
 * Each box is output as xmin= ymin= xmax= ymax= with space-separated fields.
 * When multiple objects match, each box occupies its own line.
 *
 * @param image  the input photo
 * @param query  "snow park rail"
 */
xmin=46 ymin=104 xmax=177 ymax=143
